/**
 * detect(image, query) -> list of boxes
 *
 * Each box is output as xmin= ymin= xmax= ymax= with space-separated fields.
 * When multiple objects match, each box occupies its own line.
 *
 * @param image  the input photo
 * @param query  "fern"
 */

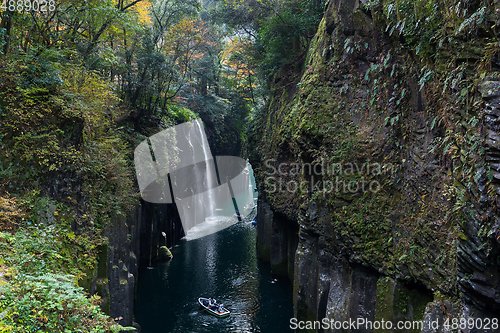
xmin=456 ymin=6 xmax=486 ymax=35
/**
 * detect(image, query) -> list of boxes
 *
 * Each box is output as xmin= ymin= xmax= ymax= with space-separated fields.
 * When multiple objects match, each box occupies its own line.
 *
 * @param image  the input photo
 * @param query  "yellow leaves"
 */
xmin=162 ymin=18 xmax=218 ymax=74
xmin=221 ymin=38 xmax=254 ymax=72
xmin=133 ymin=0 xmax=152 ymax=25
xmin=220 ymin=37 xmax=257 ymax=94
xmin=220 ymin=37 xmax=251 ymax=63
xmin=164 ymin=18 xmax=209 ymax=51
xmin=0 ymin=323 xmax=15 ymax=333
xmin=60 ymin=64 xmax=123 ymax=140
xmin=66 ymin=232 xmax=75 ymax=242
xmin=0 ymin=197 xmax=23 ymax=232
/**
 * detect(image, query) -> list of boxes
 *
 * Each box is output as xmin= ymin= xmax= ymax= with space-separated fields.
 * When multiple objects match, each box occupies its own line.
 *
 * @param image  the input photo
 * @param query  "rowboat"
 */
xmin=198 ymin=297 xmax=230 ymax=318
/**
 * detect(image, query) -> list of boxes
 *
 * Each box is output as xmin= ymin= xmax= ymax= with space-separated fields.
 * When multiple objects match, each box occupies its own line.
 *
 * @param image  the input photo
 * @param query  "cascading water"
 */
xmin=174 ymin=121 xmax=223 ymax=236
xmin=135 ymin=119 xmax=255 ymax=241
xmin=179 ymin=122 xmax=257 ymax=240
xmin=196 ymin=120 xmax=216 ymax=221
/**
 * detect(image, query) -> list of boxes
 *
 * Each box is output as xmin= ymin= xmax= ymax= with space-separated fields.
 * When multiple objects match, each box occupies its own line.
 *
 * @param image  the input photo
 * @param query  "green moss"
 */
xmin=95 ymin=280 xmax=111 ymax=315
xmin=158 ymin=246 xmax=173 ymax=261
xmin=375 ymin=276 xmax=433 ymax=332
xmin=392 ymin=283 xmax=433 ymax=331
xmin=77 ymin=265 xmax=95 ymax=292
xmin=249 ymin=0 xmax=489 ymax=318
xmin=96 ymin=243 xmax=108 ymax=279
xmin=375 ymin=276 xmax=395 ymax=332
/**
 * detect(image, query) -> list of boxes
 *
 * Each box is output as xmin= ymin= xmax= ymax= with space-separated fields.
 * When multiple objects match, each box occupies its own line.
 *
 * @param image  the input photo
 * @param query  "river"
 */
xmin=134 ymin=220 xmax=294 ymax=332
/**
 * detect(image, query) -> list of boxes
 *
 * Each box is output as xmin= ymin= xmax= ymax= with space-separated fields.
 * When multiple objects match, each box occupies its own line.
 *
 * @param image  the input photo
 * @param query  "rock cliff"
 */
xmin=81 ymin=201 xmax=183 ymax=329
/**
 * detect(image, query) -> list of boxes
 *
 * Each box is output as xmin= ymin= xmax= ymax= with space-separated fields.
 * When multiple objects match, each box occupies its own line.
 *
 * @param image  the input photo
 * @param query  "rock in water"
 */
xmin=158 ymin=246 xmax=173 ymax=261
xmin=132 ymin=321 xmax=141 ymax=332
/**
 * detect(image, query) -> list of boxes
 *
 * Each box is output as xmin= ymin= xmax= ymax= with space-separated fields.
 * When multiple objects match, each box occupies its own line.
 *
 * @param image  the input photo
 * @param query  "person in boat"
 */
xmin=218 ymin=304 xmax=224 ymax=313
xmin=208 ymin=297 xmax=216 ymax=309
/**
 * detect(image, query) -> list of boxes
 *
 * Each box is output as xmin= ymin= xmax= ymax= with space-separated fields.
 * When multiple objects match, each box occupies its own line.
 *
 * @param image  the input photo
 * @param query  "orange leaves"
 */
xmin=0 ymin=197 xmax=24 ymax=232
xmin=221 ymin=37 xmax=254 ymax=75
xmin=162 ymin=18 xmax=217 ymax=73
xmin=164 ymin=17 xmax=213 ymax=52
xmin=220 ymin=37 xmax=257 ymax=94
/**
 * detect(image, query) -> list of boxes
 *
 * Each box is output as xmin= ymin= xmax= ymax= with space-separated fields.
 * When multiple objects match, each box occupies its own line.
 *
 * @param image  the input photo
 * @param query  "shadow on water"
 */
xmin=134 ymin=221 xmax=293 ymax=333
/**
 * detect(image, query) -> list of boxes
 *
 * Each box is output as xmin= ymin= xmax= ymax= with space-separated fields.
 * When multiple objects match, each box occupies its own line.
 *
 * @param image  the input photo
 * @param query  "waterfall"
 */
xmin=135 ymin=119 xmax=256 ymax=241
xmin=195 ymin=120 xmax=216 ymax=220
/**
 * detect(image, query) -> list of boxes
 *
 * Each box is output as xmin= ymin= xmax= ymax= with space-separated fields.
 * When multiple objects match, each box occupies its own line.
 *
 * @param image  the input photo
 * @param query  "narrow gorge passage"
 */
xmin=2 ymin=0 xmax=500 ymax=332
xmin=134 ymin=219 xmax=293 ymax=333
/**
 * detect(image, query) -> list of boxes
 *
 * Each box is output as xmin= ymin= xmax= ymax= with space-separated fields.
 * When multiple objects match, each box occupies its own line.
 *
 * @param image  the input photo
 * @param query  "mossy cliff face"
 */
xmin=80 ymin=200 xmax=184 ymax=328
xmin=250 ymin=0 xmax=500 ymax=329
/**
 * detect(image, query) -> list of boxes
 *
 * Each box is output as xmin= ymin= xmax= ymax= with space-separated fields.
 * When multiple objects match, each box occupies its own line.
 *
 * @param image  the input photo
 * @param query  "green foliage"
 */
xmin=0 ymin=0 xmax=258 ymax=331
xmin=0 ymin=272 xmax=124 ymax=332
xmin=249 ymin=0 xmax=475 ymax=296
xmin=0 ymin=47 xmax=138 ymax=330
xmin=377 ymin=0 xmax=493 ymax=59
xmin=0 ymin=54 xmax=136 ymax=224
xmin=0 ymin=203 xmax=97 ymax=277
xmin=119 ymin=0 xmax=203 ymax=118
xmin=17 ymin=48 xmax=64 ymax=92
xmin=59 ymin=64 xmax=121 ymax=138
xmin=382 ymin=0 xmax=442 ymax=56
xmin=257 ymin=1 xmax=323 ymax=75
xmin=167 ymin=105 xmax=198 ymax=124
xmin=0 ymin=53 xmax=80 ymax=190
xmin=181 ymin=93 xmax=250 ymax=156
xmin=213 ymin=0 xmax=324 ymax=78
xmin=0 ymin=218 xmax=134 ymax=332
xmin=0 ymin=197 xmax=23 ymax=232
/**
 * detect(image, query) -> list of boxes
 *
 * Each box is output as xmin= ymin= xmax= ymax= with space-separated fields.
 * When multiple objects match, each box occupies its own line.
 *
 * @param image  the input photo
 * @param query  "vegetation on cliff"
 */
xmin=2 ymin=0 xmax=499 ymax=329
xmin=248 ymin=0 xmax=500 ymax=321
xmin=0 ymin=50 xmax=138 ymax=332
xmin=0 ymin=0 xmax=256 ymax=331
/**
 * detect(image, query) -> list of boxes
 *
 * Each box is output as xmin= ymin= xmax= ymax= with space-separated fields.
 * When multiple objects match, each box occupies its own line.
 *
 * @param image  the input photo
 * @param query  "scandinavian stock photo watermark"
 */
xmin=264 ymin=158 xmax=396 ymax=196
xmin=134 ymin=119 xmax=254 ymax=240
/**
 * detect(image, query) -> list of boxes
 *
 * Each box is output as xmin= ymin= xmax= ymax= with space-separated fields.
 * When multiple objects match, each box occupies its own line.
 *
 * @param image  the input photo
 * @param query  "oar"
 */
xmin=198 ymin=308 xmax=206 ymax=313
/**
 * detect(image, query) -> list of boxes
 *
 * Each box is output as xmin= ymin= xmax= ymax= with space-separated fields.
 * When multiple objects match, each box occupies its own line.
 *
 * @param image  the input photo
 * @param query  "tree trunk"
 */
xmin=214 ymin=67 xmax=220 ymax=96
xmin=0 ymin=11 xmax=13 ymax=55
xmin=200 ymin=74 xmax=208 ymax=96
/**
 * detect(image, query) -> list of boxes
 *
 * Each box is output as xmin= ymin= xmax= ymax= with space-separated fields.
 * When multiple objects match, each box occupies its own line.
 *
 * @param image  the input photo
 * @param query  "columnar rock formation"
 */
xmin=250 ymin=0 xmax=500 ymax=330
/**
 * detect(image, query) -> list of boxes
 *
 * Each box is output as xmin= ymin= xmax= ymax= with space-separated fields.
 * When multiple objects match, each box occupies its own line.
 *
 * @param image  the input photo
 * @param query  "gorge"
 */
xmin=2 ymin=0 xmax=500 ymax=332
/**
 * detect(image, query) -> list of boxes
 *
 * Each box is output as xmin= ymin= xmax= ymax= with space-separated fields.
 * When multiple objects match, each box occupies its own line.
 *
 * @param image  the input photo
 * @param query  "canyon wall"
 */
xmin=250 ymin=0 xmax=500 ymax=331
xmin=81 ymin=201 xmax=183 ymax=329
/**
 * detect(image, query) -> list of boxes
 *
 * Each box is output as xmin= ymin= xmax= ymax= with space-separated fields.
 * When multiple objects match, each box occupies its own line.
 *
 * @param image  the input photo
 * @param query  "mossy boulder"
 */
xmin=158 ymin=246 xmax=173 ymax=261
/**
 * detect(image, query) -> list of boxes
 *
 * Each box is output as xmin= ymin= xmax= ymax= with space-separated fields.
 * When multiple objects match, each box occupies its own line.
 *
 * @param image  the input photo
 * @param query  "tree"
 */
xmin=120 ymin=1 xmax=204 ymax=116
xmin=212 ymin=0 xmax=324 ymax=77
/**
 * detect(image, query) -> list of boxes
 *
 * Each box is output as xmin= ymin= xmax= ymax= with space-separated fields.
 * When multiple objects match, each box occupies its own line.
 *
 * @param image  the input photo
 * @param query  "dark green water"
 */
xmin=134 ymin=221 xmax=294 ymax=333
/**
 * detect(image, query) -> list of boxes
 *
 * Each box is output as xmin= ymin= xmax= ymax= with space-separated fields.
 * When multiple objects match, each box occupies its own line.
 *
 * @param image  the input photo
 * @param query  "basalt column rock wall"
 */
xmin=251 ymin=0 xmax=500 ymax=331
xmin=138 ymin=201 xmax=184 ymax=267
xmin=256 ymin=196 xmax=299 ymax=281
xmin=87 ymin=200 xmax=183 ymax=328
xmin=458 ymin=79 xmax=500 ymax=312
